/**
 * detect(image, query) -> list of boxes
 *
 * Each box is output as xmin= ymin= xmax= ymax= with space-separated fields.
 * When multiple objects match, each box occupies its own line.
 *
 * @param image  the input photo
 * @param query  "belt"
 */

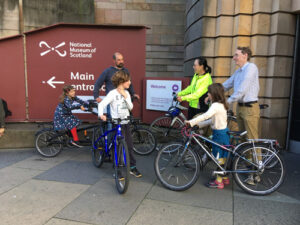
xmin=238 ymin=101 xmax=257 ymax=107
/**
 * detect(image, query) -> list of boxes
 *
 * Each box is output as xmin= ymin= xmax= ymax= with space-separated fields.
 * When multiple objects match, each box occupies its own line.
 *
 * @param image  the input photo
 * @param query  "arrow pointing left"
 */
xmin=42 ymin=76 xmax=65 ymax=88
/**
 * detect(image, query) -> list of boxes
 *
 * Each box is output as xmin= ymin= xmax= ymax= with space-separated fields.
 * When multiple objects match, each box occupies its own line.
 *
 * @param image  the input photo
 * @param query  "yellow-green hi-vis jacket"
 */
xmin=177 ymin=72 xmax=213 ymax=109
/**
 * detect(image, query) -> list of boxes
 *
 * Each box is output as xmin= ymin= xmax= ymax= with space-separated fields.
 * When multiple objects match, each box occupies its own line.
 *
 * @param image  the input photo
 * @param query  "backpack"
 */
xmin=1 ymin=99 xmax=12 ymax=118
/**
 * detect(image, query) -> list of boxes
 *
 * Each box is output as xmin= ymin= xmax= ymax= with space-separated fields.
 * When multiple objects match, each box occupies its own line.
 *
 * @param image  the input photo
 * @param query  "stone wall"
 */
xmin=0 ymin=0 xmax=20 ymax=37
xmin=94 ymin=0 xmax=186 ymax=77
xmin=0 ymin=0 xmax=94 ymax=37
xmin=185 ymin=0 xmax=297 ymax=145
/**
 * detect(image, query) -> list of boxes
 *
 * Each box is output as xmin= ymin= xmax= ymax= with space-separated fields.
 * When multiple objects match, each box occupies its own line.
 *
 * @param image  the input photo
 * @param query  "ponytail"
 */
xmin=205 ymin=65 xmax=212 ymax=74
xmin=196 ymin=57 xmax=211 ymax=74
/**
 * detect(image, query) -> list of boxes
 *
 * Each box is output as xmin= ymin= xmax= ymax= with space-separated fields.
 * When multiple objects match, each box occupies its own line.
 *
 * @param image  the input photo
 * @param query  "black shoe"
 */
xmin=130 ymin=167 xmax=142 ymax=178
xmin=70 ymin=140 xmax=83 ymax=148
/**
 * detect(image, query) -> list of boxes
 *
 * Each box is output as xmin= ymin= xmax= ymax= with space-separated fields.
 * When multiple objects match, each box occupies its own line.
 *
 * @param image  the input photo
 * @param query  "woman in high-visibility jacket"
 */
xmin=177 ymin=57 xmax=213 ymax=119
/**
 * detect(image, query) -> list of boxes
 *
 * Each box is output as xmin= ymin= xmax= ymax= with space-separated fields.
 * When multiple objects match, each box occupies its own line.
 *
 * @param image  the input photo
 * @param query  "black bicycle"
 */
xmin=35 ymin=100 xmax=99 ymax=157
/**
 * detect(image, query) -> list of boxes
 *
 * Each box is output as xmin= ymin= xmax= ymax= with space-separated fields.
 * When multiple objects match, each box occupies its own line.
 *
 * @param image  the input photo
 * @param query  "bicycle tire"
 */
xmin=233 ymin=143 xmax=285 ymax=195
xmin=35 ymin=129 xmax=63 ymax=157
xmin=91 ymin=127 xmax=105 ymax=168
xmin=150 ymin=116 xmax=184 ymax=140
xmin=154 ymin=143 xmax=200 ymax=191
xmin=114 ymin=138 xmax=130 ymax=194
xmin=132 ymin=127 xmax=157 ymax=155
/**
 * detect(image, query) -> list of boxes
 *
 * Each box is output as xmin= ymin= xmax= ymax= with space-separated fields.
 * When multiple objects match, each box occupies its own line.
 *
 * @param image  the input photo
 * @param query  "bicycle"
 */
xmin=131 ymin=118 xmax=157 ymax=155
xmin=154 ymin=125 xmax=285 ymax=195
xmin=150 ymin=92 xmax=188 ymax=141
xmin=35 ymin=100 xmax=99 ymax=157
xmin=91 ymin=117 xmax=131 ymax=194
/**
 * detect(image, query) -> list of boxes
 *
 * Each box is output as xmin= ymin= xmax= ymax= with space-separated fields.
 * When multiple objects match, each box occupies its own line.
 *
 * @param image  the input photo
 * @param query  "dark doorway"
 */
xmin=289 ymin=15 xmax=300 ymax=153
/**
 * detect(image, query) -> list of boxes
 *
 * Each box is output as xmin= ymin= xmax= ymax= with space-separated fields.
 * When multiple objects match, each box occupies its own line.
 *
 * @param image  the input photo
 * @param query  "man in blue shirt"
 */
xmin=223 ymin=46 xmax=260 ymax=185
xmin=223 ymin=46 xmax=259 ymax=139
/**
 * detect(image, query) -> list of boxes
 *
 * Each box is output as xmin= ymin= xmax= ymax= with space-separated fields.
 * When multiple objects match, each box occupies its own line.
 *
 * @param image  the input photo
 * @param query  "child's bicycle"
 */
xmin=154 ymin=125 xmax=285 ymax=195
xmin=35 ymin=101 xmax=99 ymax=157
xmin=91 ymin=117 xmax=134 ymax=194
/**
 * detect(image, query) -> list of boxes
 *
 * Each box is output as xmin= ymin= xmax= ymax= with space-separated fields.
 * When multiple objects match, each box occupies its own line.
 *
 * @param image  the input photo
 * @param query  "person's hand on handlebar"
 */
xmin=100 ymin=115 xmax=107 ymax=121
xmin=184 ymin=120 xmax=191 ymax=128
xmin=133 ymin=94 xmax=140 ymax=100
xmin=177 ymin=96 xmax=182 ymax=102
xmin=80 ymin=106 xmax=86 ymax=111
xmin=96 ymin=97 xmax=102 ymax=103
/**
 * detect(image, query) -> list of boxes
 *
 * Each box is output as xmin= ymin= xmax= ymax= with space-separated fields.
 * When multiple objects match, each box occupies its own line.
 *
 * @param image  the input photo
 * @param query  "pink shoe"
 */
xmin=207 ymin=180 xmax=224 ymax=189
xmin=223 ymin=177 xmax=230 ymax=185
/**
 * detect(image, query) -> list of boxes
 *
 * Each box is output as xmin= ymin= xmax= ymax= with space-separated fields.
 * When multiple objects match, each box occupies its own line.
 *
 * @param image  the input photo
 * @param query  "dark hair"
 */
xmin=237 ymin=46 xmax=252 ymax=61
xmin=208 ymin=83 xmax=228 ymax=110
xmin=59 ymin=85 xmax=75 ymax=103
xmin=111 ymin=70 xmax=130 ymax=87
xmin=195 ymin=57 xmax=211 ymax=74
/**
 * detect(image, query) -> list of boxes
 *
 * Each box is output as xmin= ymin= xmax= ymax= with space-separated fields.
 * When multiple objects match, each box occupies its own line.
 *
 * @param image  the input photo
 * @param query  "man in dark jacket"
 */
xmin=93 ymin=52 xmax=140 ymax=103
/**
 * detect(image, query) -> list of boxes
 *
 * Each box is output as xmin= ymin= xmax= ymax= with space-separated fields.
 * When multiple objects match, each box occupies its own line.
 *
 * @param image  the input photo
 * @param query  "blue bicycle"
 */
xmin=91 ymin=117 xmax=130 ymax=194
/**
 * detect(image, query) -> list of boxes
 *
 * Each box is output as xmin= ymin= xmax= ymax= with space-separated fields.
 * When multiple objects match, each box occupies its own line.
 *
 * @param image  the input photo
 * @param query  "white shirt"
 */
xmin=223 ymin=62 xmax=259 ymax=104
xmin=189 ymin=102 xmax=227 ymax=130
xmin=98 ymin=89 xmax=133 ymax=124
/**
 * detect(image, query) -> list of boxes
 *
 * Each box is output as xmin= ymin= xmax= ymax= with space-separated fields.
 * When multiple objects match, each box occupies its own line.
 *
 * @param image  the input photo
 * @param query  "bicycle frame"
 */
xmin=182 ymin=129 xmax=278 ymax=175
xmin=93 ymin=123 xmax=126 ymax=167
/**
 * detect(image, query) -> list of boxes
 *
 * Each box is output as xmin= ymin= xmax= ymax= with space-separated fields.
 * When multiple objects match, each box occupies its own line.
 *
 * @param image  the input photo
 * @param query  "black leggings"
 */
xmin=122 ymin=124 xmax=136 ymax=167
xmin=188 ymin=106 xmax=205 ymax=120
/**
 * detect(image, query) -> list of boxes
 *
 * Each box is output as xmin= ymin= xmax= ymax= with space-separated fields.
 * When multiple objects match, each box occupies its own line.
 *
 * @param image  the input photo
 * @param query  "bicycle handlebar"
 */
xmin=100 ymin=116 xmax=141 ymax=124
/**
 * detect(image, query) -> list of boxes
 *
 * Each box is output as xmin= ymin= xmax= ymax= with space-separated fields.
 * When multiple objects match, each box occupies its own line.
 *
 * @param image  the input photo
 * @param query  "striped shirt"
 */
xmin=223 ymin=62 xmax=259 ymax=104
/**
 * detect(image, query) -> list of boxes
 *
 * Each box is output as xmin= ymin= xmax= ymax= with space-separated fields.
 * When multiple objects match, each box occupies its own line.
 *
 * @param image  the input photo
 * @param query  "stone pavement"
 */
xmin=0 ymin=147 xmax=299 ymax=225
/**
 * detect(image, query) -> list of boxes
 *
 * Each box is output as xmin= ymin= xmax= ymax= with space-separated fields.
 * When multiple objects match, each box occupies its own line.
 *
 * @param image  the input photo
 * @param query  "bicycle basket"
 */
xmin=168 ymin=107 xmax=180 ymax=117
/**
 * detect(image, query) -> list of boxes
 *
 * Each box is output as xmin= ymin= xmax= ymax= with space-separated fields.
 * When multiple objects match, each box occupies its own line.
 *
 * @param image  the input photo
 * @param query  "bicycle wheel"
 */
xmin=35 ymin=129 xmax=63 ymax=157
xmin=132 ymin=127 xmax=157 ymax=155
xmin=150 ymin=116 xmax=184 ymax=140
xmin=233 ymin=143 xmax=285 ymax=195
xmin=154 ymin=143 xmax=200 ymax=191
xmin=114 ymin=139 xmax=130 ymax=194
xmin=91 ymin=127 xmax=105 ymax=168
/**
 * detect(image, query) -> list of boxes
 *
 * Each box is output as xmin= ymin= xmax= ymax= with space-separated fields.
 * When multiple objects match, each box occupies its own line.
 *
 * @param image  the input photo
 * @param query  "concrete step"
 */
xmin=0 ymin=123 xmax=95 ymax=149
xmin=0 ymin=123 xmax=40 ymax=148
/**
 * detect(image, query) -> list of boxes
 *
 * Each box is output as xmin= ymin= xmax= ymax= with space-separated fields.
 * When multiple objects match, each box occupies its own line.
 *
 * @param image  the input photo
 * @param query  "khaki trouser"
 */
xmin=236 ymin=103 xmax=261 ymax=161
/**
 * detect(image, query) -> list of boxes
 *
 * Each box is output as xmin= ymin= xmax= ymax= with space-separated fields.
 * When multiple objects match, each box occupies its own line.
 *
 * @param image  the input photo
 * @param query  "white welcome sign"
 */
xmin=146 ymin=80 xmax=182 ymax=111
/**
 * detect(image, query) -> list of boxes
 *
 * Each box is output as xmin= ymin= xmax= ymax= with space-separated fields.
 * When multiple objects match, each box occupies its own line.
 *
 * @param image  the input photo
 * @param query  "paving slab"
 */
xmin=44 ymin=218 xmax=93 ymax=225
xmin=56 ymin=178 xmax=153 ymax=225
xmin=0 ymin=179 xmax=89 ymax=225
xmin=11 ymin=149 xmax=85 ymax=171
xmin=34 ymin=160 xmax=110 ymax=185
xmin=0 ymin=166 xmax=42 ymax=195
xmin=127 ymin=198 xmax=233 ymax=225
xmin=147 ymin=175 xmax=233 ymax=212
xmin=0 ymin=148 xmax=35 ymax=169
xmin=233 ymin=194 xmax=300 ymax=225
xmin=278 ymin=152 xmax=300 ymax=201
